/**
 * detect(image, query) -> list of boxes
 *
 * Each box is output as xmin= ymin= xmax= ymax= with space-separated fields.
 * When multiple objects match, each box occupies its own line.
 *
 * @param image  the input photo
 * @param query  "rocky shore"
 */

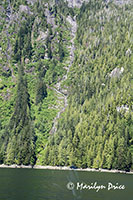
xmin=0 ymin=164 xmax=133 ymax=175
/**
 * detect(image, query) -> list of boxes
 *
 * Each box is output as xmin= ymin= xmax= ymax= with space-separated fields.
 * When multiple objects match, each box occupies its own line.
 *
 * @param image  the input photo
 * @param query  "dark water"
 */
xmin=0 ymin=168 xmax=132 ymax=200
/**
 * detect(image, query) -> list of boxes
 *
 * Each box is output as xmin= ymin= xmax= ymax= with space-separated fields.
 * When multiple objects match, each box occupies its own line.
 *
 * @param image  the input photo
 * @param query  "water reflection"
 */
xmin=0 ymin=168 xmax=132 ymax=200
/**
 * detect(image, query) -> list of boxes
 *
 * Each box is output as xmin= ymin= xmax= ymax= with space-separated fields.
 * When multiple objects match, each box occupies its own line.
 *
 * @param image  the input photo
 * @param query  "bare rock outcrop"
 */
xmin=19 ymin=5 xmax=32 ymax=14
xmin=109 ymin=67 xmax=124 ymax=78
xmin=65 ymin=0 xmax=88 ymax=8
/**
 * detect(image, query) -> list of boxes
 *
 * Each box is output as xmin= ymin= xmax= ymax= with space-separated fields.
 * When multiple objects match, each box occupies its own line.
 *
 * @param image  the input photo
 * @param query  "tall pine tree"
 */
xmin=3 ymin=63 xmax=36 ymax=165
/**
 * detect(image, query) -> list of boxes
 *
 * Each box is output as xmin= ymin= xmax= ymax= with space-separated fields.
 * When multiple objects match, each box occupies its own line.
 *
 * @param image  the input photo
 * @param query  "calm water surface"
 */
xmin=0 ymin=168 xmax=132 ymax=200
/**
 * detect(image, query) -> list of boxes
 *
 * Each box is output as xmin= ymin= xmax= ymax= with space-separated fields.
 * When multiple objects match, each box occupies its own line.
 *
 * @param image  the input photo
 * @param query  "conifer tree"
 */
xmin=35 ymin=78 xmax=47 ymax=105
xmin=4 ymin=63 xmax=36 ymax=165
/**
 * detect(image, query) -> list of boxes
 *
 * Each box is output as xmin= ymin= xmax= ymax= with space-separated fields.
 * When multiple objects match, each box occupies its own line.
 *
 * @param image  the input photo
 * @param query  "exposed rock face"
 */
xmin=115 ymin=0 xmax=132 ymax=5
xmin=36 ymin=31 xmax=48 ymax=42
xmin=65 ymin=0 xmax=132 ymax=7
xmin=3 ymin=66 xmax=10 ymax=72
xmin=65 ymin=0 xmax=87 ymax=8
xmin=116 ymin=105 xmax=129 ymax=112
xmin=27 ymin=0 xmax=37 ymax=5
xmin=126 ymin=48 xmax=132 ymax=56
xmin=19 ymin=5 xmax=31 ymax=14
xmin=109 ymin=67 xmax=124 ymax=78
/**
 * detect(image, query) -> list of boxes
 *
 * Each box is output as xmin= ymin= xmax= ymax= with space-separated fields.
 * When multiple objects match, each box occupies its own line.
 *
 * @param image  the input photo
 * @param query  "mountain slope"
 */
xmin=0 ymin=0 xmax=133 ymax=170
xmin=42 ymin=0 xmax=133 ymax=171
xmin=0 ymin=0 xmax=76 ymax=164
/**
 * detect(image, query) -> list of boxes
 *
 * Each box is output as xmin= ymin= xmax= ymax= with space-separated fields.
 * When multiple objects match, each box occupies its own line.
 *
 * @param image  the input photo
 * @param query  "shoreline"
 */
xmin=0 ymin=164 xmax=133 ymax=175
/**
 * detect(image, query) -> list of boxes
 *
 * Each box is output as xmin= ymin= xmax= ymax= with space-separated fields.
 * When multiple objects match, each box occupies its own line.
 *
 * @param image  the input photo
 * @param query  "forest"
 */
xmin=0 ymin=0 xmax=132 ymax=171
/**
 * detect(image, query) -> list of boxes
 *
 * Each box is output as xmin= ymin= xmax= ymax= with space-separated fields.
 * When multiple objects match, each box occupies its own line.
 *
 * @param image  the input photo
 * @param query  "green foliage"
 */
xmin=13 ymin=15 xmax=34 ymax=62
xmin=42 ymin=0 xmax=133 ymax=171
xmin=35 ymin=78 xmax=47 ymax=105
xmin=0 ymin=0 xmax=71 ymax=164
xmin=0 ymin=0 xmax=132 ymax=170
xmin=0 ymin=64 xmax=36 ymax=165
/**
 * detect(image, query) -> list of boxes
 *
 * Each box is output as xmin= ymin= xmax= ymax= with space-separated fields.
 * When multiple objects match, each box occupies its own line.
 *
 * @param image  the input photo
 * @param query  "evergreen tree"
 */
xmin=116 ymin=137 xmax=129 ymax=170
xmin=4 ymin=63 xmax=36 ymax=165
xmin=35 ymin=78 xmax=47 ymax=105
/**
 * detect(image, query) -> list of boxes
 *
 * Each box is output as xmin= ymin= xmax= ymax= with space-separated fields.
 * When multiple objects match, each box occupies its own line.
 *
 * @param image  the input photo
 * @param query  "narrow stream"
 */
xmin=50 ymin=16 xmax=77 ymax=134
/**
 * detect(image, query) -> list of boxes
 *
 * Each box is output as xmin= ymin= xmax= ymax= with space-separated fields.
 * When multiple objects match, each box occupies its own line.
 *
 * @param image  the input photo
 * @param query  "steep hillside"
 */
xmin=0 ymin=0 xmax=76 ymax=165
xmin=42 ymin=0 xmax=133 ymax=171
xmin=0 ymin=0 xmax=132 ymax=170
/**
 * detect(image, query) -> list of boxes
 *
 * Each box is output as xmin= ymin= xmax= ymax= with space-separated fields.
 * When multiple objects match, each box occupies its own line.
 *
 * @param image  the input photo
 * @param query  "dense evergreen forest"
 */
xmin=0 ymin=0 xmax=132 ymax=171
